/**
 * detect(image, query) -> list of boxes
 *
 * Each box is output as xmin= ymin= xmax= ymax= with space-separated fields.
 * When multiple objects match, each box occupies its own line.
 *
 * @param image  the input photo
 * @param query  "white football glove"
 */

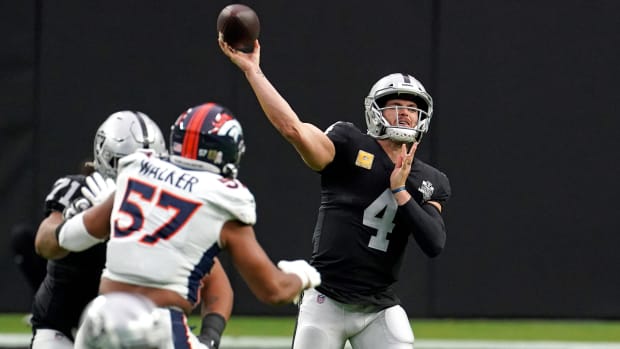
xmin=63 ymin=197 xmax=92 ymax=219
xmin=277 ymin=260 xmax=321 ymax=304
xmin=81 ymin=172 xmax=116 ymax=206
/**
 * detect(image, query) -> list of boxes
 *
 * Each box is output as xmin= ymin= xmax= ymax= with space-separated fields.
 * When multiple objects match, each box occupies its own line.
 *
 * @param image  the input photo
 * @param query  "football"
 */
xmin=217 ymin=4 xmax=260 ymax=53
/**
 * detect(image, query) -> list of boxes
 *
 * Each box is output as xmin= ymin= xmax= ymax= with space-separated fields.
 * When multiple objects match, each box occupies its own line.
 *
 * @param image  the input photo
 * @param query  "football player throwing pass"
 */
xmin=220 ymin=37 xmax=450 ymax=349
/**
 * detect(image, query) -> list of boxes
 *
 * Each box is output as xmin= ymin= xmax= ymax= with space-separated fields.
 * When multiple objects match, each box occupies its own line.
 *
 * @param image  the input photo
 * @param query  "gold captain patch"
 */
xmin=355 ymin=150 xmax=374 ymax=169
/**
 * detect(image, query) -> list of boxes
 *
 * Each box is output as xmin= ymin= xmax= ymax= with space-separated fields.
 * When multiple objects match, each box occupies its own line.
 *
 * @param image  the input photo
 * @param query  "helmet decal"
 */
xmin=169 ymin=102 xmax=245 ymax=178
xmin=210 ymin=111 xmax=234 ymax=134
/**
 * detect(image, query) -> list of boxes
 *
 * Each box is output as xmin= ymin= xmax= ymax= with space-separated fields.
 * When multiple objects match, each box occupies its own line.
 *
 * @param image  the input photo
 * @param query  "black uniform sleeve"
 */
xmin=324 ymin=121 xmax=358 ymax=149
xmin=397 ymin=199 xmax=446 ymax=258
xmin=43 ymin=175 xmax=86 ymax=216
xmin=321 ymin=121 xmax=358 ymax=174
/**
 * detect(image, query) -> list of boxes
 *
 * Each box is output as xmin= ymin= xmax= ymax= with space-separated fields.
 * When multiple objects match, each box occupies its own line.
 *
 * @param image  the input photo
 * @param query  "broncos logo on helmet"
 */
xmin=169 ymin=102 xmax=246 ymax=178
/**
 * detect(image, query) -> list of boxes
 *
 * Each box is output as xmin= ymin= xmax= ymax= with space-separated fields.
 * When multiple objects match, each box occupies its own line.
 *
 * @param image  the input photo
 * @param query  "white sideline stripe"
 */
xmin=222 ymin=338 xmax=620 ymax=349
xmin=0 ymin=334 xmax=30 ymax=346
xmin=1 ymin=334 xmax=620 ymax=348
xmin=415 ymin=339 xmax=620 ymax=349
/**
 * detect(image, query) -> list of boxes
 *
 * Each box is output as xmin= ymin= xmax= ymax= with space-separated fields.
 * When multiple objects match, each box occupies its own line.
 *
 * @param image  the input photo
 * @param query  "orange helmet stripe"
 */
xmin=181 ymin=103 xmax=215 ymax=159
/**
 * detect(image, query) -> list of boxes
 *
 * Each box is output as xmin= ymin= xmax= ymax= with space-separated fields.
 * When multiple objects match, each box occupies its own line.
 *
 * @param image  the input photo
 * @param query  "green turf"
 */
xmin=410 ymin=319 xmax=620 ymax=342
xmin=2 ymin=314 xmax=620 ymax=342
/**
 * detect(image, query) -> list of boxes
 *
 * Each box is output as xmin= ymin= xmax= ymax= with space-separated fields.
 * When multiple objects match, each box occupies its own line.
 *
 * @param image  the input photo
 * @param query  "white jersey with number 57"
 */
xmin=102 ymin=150 xmax=256 ymax=305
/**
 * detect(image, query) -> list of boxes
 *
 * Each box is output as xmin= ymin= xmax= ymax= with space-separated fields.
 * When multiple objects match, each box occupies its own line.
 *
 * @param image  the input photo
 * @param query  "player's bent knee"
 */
xmin=32 ymin=329 xmax=74 ymax=349
xmin=293 ymin=325 xmax=331 ymax=349
xmin=384 ymin=306 xmax=414 ymax=344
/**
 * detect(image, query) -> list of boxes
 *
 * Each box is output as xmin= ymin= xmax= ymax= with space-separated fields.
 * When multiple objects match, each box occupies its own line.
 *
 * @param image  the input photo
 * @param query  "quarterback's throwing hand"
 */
xmin=81 ymin=172 xmax=116 ymax=206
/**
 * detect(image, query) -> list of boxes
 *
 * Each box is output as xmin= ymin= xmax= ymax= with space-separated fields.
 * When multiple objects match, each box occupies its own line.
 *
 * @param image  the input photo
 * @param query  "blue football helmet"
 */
xmin=169 ymin=102 xmax=246 ymax=178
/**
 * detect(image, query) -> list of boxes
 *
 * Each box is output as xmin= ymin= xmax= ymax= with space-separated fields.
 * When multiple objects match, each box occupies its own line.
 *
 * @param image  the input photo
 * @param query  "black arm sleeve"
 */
xmin=397 ymin=199 xmax=446 ymax=258
xmin=197 ymin=313 xmax=227 ymax=349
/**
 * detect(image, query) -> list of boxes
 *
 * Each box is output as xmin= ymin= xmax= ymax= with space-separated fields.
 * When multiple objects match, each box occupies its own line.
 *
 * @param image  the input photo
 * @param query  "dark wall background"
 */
xmin=1 ymin=0 xmax=618 ymax=318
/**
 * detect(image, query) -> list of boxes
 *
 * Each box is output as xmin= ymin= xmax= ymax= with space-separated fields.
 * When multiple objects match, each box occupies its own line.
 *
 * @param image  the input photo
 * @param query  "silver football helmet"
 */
xmin=79 ymin=293 xmax=169 ymax=349
xmin=364 ymin=73 xmax=433 ymax=143
xmin=94 ymin=111 xmax=166 ymax=179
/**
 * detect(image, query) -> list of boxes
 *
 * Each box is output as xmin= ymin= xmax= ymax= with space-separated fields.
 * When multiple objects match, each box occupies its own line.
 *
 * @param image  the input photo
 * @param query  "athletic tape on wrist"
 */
xmin=199 ymin=313 xmax=226 ymax=348
xmin=56 ymin=212 xmax=104 ymax=251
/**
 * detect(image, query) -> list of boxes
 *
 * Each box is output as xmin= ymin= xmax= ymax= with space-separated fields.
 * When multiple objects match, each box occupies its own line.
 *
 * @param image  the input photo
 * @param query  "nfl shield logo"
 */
xmin=317 ymin=294 xmax=325 ymax=304
xmin=173 ymin=142 xmax=183 ymax=153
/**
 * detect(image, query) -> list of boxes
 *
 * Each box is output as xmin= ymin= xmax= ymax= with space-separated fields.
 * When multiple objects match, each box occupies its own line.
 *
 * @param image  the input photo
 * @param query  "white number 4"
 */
xmin=363 ymin=189 xmax=397 ymax=252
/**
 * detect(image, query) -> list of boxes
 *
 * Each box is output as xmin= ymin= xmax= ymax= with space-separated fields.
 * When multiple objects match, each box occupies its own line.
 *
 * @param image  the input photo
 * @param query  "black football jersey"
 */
xmin=312 ymin=122 xmax=451 ymax=307
xmin=31 ymin=174 xmax=107 ymax=340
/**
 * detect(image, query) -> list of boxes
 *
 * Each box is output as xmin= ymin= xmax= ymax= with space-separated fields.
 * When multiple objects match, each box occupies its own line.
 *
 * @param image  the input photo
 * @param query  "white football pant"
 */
xmin=31 ymin=329 xmax=74 ymax=349
xmin=293 ymin=288 xmax=414 ymax=349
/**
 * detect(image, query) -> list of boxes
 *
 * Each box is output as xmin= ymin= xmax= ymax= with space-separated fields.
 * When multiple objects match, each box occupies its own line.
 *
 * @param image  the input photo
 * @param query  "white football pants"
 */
xmin=292 ymin=288 xmax=414 ymax=349
xmin=31 ymin=329 xmax=74 ymax=349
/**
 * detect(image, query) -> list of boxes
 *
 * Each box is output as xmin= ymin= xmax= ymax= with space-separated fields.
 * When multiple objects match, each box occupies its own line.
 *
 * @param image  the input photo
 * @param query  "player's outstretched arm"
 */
xmin=219 ymin=38 xmax=335 ymax=171
xmin=220 ymin=220 xmax=320 ymax=304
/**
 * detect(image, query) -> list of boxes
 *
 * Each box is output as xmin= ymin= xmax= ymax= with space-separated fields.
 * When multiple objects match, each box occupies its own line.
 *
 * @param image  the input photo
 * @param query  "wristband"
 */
xmin=198 ymin=313 xmax=226 ymax=349
xmin=56 ymin=212 xmax=104 ymax=252
xmin=391 ymin=186 xmax=407 ymax=194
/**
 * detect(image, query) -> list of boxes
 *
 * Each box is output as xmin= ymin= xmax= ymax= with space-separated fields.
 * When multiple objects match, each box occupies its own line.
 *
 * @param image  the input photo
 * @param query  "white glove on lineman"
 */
xmin=277 ymin=260 xmax=321 ymax=304
xmin=63 ymin=197 xmax=92 ymax=219
xmin=81 ymin=172 xmax=116 ymax=206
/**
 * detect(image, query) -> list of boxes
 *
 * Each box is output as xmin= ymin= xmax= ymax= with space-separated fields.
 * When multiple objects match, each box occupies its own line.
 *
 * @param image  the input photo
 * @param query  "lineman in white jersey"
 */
xmin=56 ymin=102 xmax=321 ymax=349
xmin=102 ymin=148 xmax=254 ymax=302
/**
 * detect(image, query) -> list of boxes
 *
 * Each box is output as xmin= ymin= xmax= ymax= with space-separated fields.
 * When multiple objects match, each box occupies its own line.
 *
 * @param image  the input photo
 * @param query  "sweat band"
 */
xmin=198 ymin=313 xmax=227 ymax=348
xmin=56 ymin=212 xmax=104 ymax=252
xmin=391 ymin=186 xmax=407 ymax=194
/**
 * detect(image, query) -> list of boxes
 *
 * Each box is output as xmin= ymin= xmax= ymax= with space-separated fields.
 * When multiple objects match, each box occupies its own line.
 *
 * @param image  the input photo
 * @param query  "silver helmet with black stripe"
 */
xmin=79 ymin=292 xmax=169 ymax=349
xmin=93 ymin=111 xmax=166 ymax=179
xmin=364 ymin=73 xmax=433 ymax=143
